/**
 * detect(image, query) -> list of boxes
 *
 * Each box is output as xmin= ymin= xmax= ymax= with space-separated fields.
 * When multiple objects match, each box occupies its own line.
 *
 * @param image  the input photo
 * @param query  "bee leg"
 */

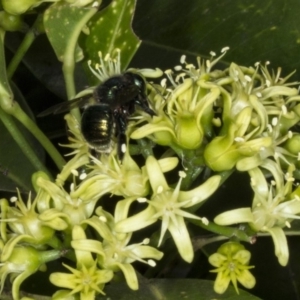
xmin=115 ymin=114 xmax=128 ymax=161
xmin=135 ymin=95 xmax=156 ymax=116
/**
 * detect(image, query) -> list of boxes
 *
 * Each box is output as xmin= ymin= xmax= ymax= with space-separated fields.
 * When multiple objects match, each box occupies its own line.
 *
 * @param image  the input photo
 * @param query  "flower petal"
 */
xmin=264 ymin=227 xmax=289 ymax=266
xmin=115 ymin=263 xmax=138 ymax=290
xmin=131 ymin=245 xmax=163 ymax=260
xmin=214 ymin=208 xmax=254 ymax=225
xmin=233 ymin=250 xmax=251 ymax=265
xmin=50 ymin=273 xmax=76 ymax=289
xmin=146 ymin=156 xmax=169 ymax=191
xmin=71 ymin=239 xmax=104 ymax=259
xmin=115 ymin=205 xmax=157 ymax=233
xmin=179 ymin=175 xmax=221 ymax=206
xmin=208 ymin=253 xmax=226 ymax=267
xmin=168 ymin=216 xmax=194 ymax=263
xmin=72 ymin=226 xmax=95 ymax=267
xmin=114 ymin=197 xmax=139 ymax=223
xmin=237 ymin=269 xmax=256 ymax=289
xmin=214 ymin=271 xmax=231 ymax=294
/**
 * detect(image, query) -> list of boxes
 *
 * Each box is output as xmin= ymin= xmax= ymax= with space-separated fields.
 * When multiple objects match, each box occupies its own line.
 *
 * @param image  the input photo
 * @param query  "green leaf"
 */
xmin=44 ymin=2 xmax=99 ymax=62
xmin=97 ymin=279 xmax=261 ymax=300
xmin=133 ymin=0 xmax=300 ymax=78
xmin=83 ymin=0 xmax=140 ymax=77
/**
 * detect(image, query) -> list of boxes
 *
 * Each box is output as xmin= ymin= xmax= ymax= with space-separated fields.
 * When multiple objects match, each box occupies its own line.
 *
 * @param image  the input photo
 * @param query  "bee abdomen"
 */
xmin=81 ymin=105 xmax=114 ymax=151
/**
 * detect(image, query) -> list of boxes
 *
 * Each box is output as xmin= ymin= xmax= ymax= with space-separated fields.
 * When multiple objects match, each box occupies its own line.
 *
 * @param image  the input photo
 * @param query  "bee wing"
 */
xmin=38 ymin=96 xmax=93 ymax=117
xmin=95 ymin=83 xmax=140 ymax=106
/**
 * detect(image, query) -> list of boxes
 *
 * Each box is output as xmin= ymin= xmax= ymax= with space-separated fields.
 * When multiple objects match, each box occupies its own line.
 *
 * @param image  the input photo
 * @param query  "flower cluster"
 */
xmin=2 ymin=47 xmax=300 ymax=298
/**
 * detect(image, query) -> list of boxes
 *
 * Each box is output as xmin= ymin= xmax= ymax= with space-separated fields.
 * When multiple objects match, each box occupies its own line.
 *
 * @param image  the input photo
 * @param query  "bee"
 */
xmin=39 ymin=72 xmax=155 ymax=160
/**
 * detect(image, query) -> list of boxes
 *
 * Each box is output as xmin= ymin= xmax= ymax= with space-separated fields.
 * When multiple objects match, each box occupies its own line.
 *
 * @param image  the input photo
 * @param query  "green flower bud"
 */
xmin=31 ymin=171 xmax=51 ymax=193
xmin=0 ymin=11 xmax=26 ymax=31
xmin=283 ymin=134 xmax=300 ymax=155
xmin=1 ymin=246 xmax=61 ymax=300
xmin=176 ymin=114 xmax=203 ymax=149
xmin=217 ymin=241 xmax=245 ymax=256
xmin=2 ymin=0 xmax=42 ymax=15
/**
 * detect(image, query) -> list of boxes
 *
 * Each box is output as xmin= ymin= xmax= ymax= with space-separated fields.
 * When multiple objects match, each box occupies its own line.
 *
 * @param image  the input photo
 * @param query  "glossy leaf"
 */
xmin=83 ymin=0 xmax=140 ymax=78
xmin=133 ymin=0 xmax=300 ymax=79
xmin=44 ymin=2 xmax=99 ymax=63
xmin=98 ymin=279 xmax=261 ymax=300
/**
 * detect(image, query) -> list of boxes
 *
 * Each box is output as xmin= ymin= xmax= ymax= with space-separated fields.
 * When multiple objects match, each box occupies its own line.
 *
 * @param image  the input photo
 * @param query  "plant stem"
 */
xmin=0 ymin=108 xmax=50 ymax=176
xmin=62 ymin=5 xmax=98 ymax=122
xmin=7 ymin=14 xmax=44 ymax=79
xmin=12 ymin=104 xmax=66 ymax=170
xmin=189 ymin=218 xmax=254 ymax=243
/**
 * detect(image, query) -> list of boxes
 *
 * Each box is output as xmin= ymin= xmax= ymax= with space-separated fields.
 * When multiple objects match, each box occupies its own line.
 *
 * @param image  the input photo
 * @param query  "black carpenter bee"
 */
xmin=39 ymin=72 xmax=155 ymax=160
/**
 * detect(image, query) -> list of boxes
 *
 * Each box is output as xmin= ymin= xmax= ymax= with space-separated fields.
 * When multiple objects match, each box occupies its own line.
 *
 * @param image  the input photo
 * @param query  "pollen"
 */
xmin=179 ymin=171 xmax=187 ymax=178
xmin=234 ymin=137 xmax=244 ymax=142
xmin=71 ymin=169 xmax=79 ymax=176
xmin=99 ymin=215 xmax=107 ymax=222
xmin=202 ymin=217 xmax=209 ymax=225
xmin=271 ymin=117 xmax=278 ymax=126
xmin=244 ymin=75 xmax=252 ymax=82
xmin=221 ymin=46 xmax=230 ymax=53
xmin=148 ymin=259 xmax=156 ymax=267
xmin=160 ymin=78 xmax=167 ymax=87
xmin=157 ymin=186 xmax=164 ymax=194
xmin=121 ymin=143 xmax=127 ymax=153
xmin=180 ymin=55 xmax=186 ymax=64
xmin=79 ymin=172 xmax=87 ymax=180
xmin=10 ymin=196 xmax=17 ymax=203
xmin=137 ymin=197 xmax=147 ymax=203
xmin=281 ymin=105 xmax=287 ymax=115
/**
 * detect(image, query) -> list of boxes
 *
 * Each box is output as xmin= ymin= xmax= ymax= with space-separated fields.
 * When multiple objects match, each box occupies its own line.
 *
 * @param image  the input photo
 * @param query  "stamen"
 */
xmin=143 ymin=238 xmax=150 ymax=244
xmin=221 ymin=46 xmax=230 ymax=53
xmin=10 ymin=196 xmax=17 ymax=203
xmin=99 ymin=215 xmax=107 ymax=222
xmin=71 ymin=169 xmax=79 ymax=176
xmin=234 ymin=137 xmax=245 ymax=142
xmin=206 ymin=60 xmax=211 ymax=69
xmin=272 ymin=117 xmax=278 ymax=126
xmin=202 ymin=217 xmax=209 ymax=225
xmin=174 ymin=65 xmax=182 ymax=71
xmin=281 ymin=105 xmax=287 ymax=115
xmin=79 ymin=172 xmax=87 ymax=180
xmin=179 ymin=171 xmax=187 ymax=178
xmin=137 ymin=197 xmax=147 ymax=203
xmin=148 ymin=259 xmax=156 ymax=267
xmin=180 ymin=55 xmax=186 ymax=64
xmin=157 ymin=186 xmax=164 ymax=193
xmin=244 ymin=75 xmax=252 ymax=82
xmin=267 ymin=124 xmax=273 ymax=132
xmin=160 ymin=78 xmax=167 ymax=87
